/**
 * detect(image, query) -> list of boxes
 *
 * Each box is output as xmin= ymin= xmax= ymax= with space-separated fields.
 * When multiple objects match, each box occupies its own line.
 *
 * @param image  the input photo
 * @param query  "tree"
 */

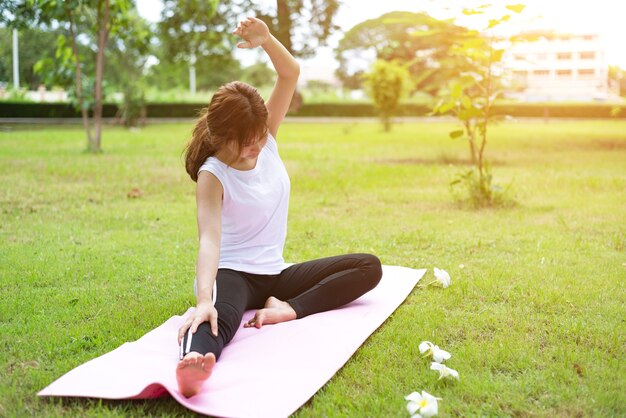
xmin=432 ymin=3 xmax=527 ymax=208
xmin=336 ymin=11 xmax=471 ymax=92
xmin=105 ymin=8 xmax=152 ymax=126
xmin=158 ymin=0 xmax=250 ymax=94
xmin=4 ymin=0 xmax=134 ymax=152
xmin=362 ymin=59 xmax=411 ymax=132
xmin=255 ymin=0 xmax=340 ymax=58
xmin=253 ymin=0 xmax=340 ymax=111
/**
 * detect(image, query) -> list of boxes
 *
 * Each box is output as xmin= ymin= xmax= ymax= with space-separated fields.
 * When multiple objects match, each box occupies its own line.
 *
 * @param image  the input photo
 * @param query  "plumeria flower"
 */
xmin=419 ymin=341 xmax=451 ymax=363
xmin=405 ymin=390 xmax=440 ymax=417
xmin=430 ymin=362 xmax=460 ymax=380
xmin=433 ymin=267 xmax=451 ymax=288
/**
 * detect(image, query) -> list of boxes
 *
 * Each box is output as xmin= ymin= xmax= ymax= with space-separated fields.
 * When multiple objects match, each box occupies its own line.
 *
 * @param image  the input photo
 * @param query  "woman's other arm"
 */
xmin=195 ymin=171 xmax=222 ymax=306
xmin=233 ymin=17 xmax=300 ymax=139
xmin=177 ymin=171 xmax=223 ymax=343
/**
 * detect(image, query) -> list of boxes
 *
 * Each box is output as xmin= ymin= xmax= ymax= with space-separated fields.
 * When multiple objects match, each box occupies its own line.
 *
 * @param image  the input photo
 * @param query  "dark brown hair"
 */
xmin=183 ymin=81 xmax=269 ymax=182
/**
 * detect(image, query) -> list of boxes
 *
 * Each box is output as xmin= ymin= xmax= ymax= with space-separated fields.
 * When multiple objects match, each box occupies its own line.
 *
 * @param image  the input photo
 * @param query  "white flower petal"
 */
xmin=430 ymin=362 xmax=446 ymax=378
xmin=420 ymin=400 xmax=438 ymax=417
xmin=430 ymin=362 xmax=444 ymax=372
xmin=432 ymin=346 xmax=451 ymax=363
xmin=418 ymin=341 xmax=433 ymax=354
xmin=419 ymin=391 xmax=439 ymax=417
xmin=431 ymin=362 xmax=460 ymax=380
xmin=405 ymin=392 xmax=422 ymax=402
xmin=433 ymin=267 xmax=451 ymax=288
xmin=422 ymin=391 xmax=438 ymax=401
xmin=407 ymin=401 xmax=420 ymax=415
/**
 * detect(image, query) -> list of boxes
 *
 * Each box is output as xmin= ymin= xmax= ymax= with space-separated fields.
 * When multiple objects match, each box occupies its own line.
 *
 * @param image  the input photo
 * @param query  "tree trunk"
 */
xmin=275 ymin=0 xmax=293 ymax=54
xmin=67 ymin=11 xmax=93 ymax=148
xmin=464 ymin=121 xmax=477 ymax=165
xmin=92 ymin=0 xmax=110 ymax=153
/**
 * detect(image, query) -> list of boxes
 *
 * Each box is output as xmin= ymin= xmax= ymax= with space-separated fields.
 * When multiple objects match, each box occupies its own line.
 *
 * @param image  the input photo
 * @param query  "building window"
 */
xmin=557 ymin=69 xmax=572 ymax=77
xmin=533 ymin=70 xmax=550 ymax=77
xmin=578 ymin=69 xmax=595 ymax=77
xmin=580 ymin=51 xmax=595 ymax=60
xmin=557 ymin=52 xmax=572 ymax=60
xmin=513 ymin=70 xmax=528 ymax=78
xmin=514 ymin=54 xmax=525 ymax=60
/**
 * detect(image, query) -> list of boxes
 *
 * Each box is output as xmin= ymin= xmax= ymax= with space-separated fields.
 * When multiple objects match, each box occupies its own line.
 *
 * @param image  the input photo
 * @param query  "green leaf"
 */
xmin=462 ymin=96 xmax=473 ymax=109
xmin=438 ymin=100 xmax=456 ymax=114
xmin=450 ymin=83 xmax=463 ymax=99
xmin=487 ymin=19 xmax=500 ymax=29
xmin=491 ymin=49 xmax=505 ymax=62
xmin=505 ymin=4 xmax=526 ymax=13
xmin=462 ymin=8 xmax=484 ymax=15
xmin=462 ymin=37 xmax=487 ymax=50
xmin=449 ymin=129 xmax=465 ymax=139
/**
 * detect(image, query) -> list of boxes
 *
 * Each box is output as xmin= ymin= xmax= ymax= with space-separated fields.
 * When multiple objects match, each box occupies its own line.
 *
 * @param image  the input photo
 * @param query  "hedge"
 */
xmin=1 ymin=101 xmax=625 ymax=119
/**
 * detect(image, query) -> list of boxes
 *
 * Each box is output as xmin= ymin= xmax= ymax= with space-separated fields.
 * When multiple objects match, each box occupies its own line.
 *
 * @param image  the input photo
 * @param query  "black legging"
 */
xmin=181 ymin=253 xmax=382 ymax=360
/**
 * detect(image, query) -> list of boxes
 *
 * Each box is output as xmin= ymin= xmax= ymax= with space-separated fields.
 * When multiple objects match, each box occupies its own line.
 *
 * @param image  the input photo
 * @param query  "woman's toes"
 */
xmin=202 ymin=353 xmax=216 ymax=372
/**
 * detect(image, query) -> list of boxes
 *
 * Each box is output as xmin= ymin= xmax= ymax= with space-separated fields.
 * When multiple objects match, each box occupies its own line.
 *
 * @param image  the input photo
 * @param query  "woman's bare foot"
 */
xmin=176 ymin=352 xmax=216 ymax=398
xmin=244 ymin=296 xmax=297 ymax=329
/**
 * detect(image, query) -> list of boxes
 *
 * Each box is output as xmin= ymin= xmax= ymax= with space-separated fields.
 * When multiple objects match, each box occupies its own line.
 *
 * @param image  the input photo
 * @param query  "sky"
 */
xmin=136 ymin=0 xmax=626 ymax=68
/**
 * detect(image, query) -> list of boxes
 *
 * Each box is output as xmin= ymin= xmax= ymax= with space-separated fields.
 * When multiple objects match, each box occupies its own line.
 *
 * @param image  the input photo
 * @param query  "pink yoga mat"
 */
xmin=38 ymin=265 xmax=425 ymax=417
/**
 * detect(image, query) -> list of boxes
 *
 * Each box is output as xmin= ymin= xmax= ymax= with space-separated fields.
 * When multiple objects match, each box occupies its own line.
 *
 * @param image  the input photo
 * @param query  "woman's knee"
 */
xmin=356 ymin=253 xmax=383 ymax=289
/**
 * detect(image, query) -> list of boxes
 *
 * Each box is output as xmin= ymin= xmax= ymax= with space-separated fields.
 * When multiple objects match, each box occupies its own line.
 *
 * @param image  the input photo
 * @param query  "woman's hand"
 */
xmin=232 ymin=16 xmax=270 ymax=49
xmin=177 ymin=303 xmax=218 ymax=345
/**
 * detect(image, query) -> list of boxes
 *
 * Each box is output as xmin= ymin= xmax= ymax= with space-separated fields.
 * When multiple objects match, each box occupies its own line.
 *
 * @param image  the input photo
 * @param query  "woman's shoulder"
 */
xmin=198 ymin=155 xmax=226 ymax=177
xmin=265 ymin=132 xmax=279 ymax=154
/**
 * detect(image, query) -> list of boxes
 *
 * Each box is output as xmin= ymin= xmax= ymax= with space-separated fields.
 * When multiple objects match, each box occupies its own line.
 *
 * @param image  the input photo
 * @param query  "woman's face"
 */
xmin=239 ymin=136 xmax=268 ymax=160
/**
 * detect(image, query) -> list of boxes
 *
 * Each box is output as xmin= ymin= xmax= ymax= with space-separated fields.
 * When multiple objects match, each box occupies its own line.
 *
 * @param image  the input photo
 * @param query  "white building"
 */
xmin=504 ymin=32 xmax=619 ymax=102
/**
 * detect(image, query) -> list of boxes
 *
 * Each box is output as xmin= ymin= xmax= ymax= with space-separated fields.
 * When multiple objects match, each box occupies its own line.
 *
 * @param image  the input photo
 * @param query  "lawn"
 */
xmin=1 ymin=119 xmax=625 ymax=417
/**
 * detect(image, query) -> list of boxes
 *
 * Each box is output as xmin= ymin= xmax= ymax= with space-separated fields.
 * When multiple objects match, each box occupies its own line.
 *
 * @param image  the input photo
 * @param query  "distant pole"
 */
xmin=189 ymin=52 xmax=196 ymax=95
xmin=12 ymin=29 xmax=20 ymax=89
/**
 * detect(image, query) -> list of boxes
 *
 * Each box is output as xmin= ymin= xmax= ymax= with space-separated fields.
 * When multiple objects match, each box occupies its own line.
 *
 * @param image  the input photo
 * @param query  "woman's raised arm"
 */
xmin=233 ymin=17 xmax=300 ymax=139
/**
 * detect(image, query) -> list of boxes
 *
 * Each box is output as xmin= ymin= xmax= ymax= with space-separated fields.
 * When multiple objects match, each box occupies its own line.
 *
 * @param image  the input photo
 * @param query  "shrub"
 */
xmin=362 ymin=60 xmax=412 ymax=131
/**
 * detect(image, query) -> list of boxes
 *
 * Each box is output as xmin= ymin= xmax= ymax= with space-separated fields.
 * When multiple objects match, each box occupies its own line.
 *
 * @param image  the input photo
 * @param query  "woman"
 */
xmin=177 ymin=16 xmax=382 ymax=398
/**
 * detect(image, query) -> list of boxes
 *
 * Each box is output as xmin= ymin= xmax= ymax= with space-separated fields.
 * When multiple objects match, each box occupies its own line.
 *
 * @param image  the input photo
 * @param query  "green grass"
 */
xmin=1 ymin=120 xmax=625 ymax=417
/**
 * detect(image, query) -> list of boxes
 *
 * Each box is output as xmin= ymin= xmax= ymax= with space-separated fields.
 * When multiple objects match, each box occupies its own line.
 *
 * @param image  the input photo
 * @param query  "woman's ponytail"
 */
xmin=183 ymin=110 xmax=216 ymax=182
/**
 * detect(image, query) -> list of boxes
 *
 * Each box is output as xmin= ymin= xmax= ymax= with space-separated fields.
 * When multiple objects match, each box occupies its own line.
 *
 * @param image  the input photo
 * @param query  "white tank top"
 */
xmin=197 ymin=134 xmax=290 ymax=274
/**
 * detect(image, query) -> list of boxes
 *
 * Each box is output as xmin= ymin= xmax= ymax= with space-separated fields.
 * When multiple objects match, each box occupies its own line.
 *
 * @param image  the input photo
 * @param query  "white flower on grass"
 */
xmin=419 ymin=341 xmax=451 ymax=363
xmin=405 ymin=390 xmax=440 ymax=417
xmin=433 ymin=267 xmax=451 ymax=288
xmin=430 ymin=362 xmax=460 ymax=380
